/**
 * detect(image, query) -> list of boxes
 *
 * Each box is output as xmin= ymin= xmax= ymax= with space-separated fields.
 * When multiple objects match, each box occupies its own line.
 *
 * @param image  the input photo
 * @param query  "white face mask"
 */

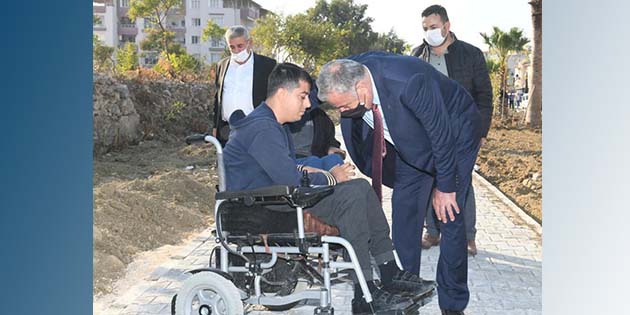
xmin=231 ymin=48 xmax=250 ymax=63
xmin=425 ymin=28 xmax=446 ymax=47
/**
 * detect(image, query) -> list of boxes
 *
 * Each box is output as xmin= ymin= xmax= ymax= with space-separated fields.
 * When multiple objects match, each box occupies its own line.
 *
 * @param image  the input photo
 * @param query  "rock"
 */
xmin=532 ymin=172 xmax=541 ymax=181
xmin=93 ymin=74 xmax=215 ymax=156
xmin=93 ymin=227 xmax=103 ymax=245
xmin=522 ymin=179 xmax=532 ymax=187
xmin=100 ymin=254 xmax=125 ymax=271
xmin=93 ymin=74 xmax=141 ymax=155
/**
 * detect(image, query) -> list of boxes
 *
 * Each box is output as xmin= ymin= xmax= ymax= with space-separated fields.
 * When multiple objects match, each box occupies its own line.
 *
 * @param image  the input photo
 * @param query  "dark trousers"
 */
xmin=426 ymin=183 xmax=477 ymax=241
xmin=308 ymin=178 xmax=396 ymax=281
xmin=392 ymin=144 xmax=479 ymax=311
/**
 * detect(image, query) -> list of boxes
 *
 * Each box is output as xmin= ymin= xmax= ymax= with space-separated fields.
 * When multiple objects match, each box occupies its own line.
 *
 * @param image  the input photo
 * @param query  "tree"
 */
xmin=251 ymin=14 xmax=284 ymax=58
xmin=253 ymin=13 xmax=346 ymax=74
xmin=486 ymin=58 xmax=502 ymax=116
xmin=525 ymin=0 xmax=542 ymax=128
xmin=128 ymin=0 xmax=183 ymax=67
xmin=481 ymin=26 xmax=529 ymax=120
xmin=307 ymin=0 xmax=376 ymax=56
xmin=201 ymin=19 xmax=229 ymax=61
xmin=253 ymin=1 xmax=407 ymax=73
xmin=93 ymin=35 xmax=114 ymax=73
xmin=201 ymin=19 xmax=226 ymax=42
xmin=116 ymin=42 xmax=139 ymax=74
xmin=371 ymin=29 xmax=408 ymax=54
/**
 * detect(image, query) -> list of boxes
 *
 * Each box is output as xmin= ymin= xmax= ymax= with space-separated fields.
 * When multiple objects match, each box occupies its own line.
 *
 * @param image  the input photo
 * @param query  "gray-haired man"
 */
xmin=211 ymin=25 xmax=276 ymax=146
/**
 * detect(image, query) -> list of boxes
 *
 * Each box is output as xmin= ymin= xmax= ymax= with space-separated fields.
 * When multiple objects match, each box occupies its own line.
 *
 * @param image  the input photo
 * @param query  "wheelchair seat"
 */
xmin=216 ymin=185 xmax=339 ymax=247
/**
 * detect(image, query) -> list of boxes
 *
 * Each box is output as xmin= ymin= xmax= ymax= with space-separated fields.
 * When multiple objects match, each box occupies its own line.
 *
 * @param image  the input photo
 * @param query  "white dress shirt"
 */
xmin=221 ymin=54 xmax=255 ymax=122
xmin=361 ymin=67 xmax=396 ymax=146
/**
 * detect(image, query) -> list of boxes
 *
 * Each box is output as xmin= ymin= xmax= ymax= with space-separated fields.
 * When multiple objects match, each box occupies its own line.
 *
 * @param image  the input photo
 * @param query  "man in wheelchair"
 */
xmin=222 ymin=63 xmax=436 ymax=313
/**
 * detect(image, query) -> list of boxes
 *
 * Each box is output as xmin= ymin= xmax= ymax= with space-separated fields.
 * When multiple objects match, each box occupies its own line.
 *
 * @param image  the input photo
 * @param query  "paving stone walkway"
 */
xmin=95 ymin=132 xmax=542 ymax=315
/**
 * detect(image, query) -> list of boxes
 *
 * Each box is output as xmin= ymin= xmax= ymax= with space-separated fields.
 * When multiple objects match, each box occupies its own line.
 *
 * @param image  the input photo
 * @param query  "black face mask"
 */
xmin=341 ymin=102 xmax=368 ymax=119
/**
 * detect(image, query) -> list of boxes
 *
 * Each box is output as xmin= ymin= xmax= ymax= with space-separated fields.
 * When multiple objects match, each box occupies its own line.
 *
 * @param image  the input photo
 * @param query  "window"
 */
xmin=121 ymin=0 xmax=130 ymax=8
xmin=192 ymin=36 xmax=199 ymax=44
xmin=208 ymin=0 xmax=219 ymax=8
xmin=210 ymin=39 xmax=220 ymax=47
xmin=191 ymin=0 xmax=200 ymax=9
xmin=119 ymin=35 xmax=136 ymax=43
xmin=192 ymin=18 xmax=201 ymax=27
xmin=210 ymin=15 xmax=223 ymax=26
xmin=143 ymin=19 xmax=153 ymax=29
xmin=181 ymin=20 xmax=185 ymax=27
xmin=210 ymin=53 xmax=223 ymax=63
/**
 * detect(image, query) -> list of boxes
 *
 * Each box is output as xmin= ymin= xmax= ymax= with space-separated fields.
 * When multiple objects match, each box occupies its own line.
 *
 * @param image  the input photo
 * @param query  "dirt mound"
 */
xmin=93 ymin=140 xmax=218 ymax=295
xmin=477 ymin=121 xmax=542 ymax=223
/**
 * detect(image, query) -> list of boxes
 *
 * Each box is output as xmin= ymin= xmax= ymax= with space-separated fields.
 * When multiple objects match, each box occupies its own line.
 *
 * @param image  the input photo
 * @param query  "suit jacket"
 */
xmin=212 ymin=53 xmax=277 ymax=142
xmin=288 ymin=86 xmax=341 ymax=158
xmin=340 ymin=52 xmax=482 ymax=193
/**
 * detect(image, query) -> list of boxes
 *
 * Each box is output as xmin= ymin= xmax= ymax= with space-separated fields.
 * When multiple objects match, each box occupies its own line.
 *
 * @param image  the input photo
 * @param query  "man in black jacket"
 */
xmin=211 ymin=25 xmax=276 ymax=146
xmin=411 ymin=5 xmax=493 ymax=258
xmin=288 ymin=86 xmax=347 ymax=171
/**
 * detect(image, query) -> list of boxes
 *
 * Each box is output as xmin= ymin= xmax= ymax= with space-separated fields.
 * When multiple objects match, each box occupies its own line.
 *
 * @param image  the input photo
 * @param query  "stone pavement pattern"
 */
xmin=95 ymin=173 xmax=541 ymax=315
xmin=96 ymin=128 xmax=541 ymax=315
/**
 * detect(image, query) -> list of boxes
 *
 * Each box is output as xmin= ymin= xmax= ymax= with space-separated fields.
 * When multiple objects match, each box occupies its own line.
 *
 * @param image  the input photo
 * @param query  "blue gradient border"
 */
xmin=0 ymin=0 xmax=92 ymax=314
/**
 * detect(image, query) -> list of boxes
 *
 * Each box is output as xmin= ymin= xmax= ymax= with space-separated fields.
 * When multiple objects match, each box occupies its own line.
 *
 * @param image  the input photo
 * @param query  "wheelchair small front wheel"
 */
xmin=175 ymin=271 xmax=243 ymax=315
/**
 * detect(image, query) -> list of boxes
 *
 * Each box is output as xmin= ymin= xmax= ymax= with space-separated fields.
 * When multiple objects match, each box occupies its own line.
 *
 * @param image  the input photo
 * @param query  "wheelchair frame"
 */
xmin=173 ymin=135 xmax=376 ymax=315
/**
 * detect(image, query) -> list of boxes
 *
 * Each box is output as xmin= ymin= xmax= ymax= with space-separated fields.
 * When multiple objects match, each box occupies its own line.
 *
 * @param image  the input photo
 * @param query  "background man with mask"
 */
xmin=211 ymin=25 xmax=276 ymax=146
xmin=411 ymin=5 xmax=493 ymax=256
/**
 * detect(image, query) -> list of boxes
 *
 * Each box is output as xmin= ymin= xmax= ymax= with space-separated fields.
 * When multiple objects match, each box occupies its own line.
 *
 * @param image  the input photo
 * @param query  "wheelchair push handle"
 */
xmin=184 ymin=133 xmax=206 ymax=145
xmin=184 ymin=133 xmax=226 ymax=192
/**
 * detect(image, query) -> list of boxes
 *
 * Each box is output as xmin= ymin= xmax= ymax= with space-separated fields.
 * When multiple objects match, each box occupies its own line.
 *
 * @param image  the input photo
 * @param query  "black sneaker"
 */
xmin=352 ymin=287 xmax=418 ymax=314
xmin=382 ymin=270 xmax=436 ymax=301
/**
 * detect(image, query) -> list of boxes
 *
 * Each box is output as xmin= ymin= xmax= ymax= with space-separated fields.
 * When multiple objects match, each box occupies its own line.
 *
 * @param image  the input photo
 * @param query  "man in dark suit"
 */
xmin=317 ymin=52 xmax=482 ymax=315
xmin=412 ymin=4 xmax=494 ymax=256
xmin=211 ymin=25 xmax=276 ymax=146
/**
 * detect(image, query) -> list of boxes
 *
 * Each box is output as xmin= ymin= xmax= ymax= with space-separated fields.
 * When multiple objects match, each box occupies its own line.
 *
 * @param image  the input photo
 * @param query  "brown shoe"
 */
xmin=467 ymin=240 xmax=478 ymax=256
xmin=421 ymin=233 xmax=440 ymax=249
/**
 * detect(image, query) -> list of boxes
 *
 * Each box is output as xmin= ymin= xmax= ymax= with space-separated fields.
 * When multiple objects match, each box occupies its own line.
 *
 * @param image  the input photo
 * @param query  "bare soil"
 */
xmin=93 ymin=139 xmax=218 ymax=296
xmin=476 ymin=119 xmax=542 ymax=223
xmin=92 ymin=114 xmax=542 ymax=298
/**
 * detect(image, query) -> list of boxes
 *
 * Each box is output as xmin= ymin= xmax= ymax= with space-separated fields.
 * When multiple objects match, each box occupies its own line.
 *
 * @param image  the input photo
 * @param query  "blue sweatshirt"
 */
xmin=223 ymin=103 xmax=336 ymax=191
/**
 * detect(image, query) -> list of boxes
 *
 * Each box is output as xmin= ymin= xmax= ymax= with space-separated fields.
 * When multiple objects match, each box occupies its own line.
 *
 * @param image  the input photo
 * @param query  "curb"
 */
xmin=472 ymin=171 xmax=542 ymax=236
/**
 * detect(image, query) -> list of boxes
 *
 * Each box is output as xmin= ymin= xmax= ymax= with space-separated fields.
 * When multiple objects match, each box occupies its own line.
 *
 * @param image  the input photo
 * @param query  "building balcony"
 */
xmin=93 ymin=25 xmax=107 ymax=31
xmin=240 ymin=8 xmax=259 ymax=21
xmin=118 ymin=23 xmax=138 ymax=35
xmin=165 ymin=25 xmax=186 ymax=34
xmin=93 ymin=5 xmax=106 ymax=13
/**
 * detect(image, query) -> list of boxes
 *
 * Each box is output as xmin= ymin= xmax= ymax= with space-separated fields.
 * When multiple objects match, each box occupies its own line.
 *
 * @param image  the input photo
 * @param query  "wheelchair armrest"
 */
xmin=289 ymin=185 xmax=335 ymax=208
xmin=216 ymin=185 xmax=293 ymax=204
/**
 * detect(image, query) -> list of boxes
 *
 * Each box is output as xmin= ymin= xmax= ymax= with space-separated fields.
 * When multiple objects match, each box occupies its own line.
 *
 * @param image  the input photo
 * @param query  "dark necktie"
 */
xmin=371 ymin=104 xmax=386 ymax=202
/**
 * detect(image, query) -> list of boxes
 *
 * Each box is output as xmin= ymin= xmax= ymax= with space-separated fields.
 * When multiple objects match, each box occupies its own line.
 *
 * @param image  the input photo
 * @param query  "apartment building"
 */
xmin=93 ymin=0 xmax=269 ymax=66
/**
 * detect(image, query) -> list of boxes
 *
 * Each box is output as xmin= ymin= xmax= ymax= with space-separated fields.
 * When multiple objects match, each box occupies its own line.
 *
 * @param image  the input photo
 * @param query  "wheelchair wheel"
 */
xmin=174 ymin=271 xmax=243 ymax=315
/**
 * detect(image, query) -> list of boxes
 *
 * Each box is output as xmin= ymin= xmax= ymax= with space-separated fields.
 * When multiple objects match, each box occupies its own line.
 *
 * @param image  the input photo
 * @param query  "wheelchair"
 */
xmin=172 ymin=135 xmax=432 ymax=315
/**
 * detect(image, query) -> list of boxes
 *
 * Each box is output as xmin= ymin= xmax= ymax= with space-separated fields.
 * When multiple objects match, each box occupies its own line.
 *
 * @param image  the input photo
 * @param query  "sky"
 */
xmin=254 ymin=0 xmax=533 ymax=52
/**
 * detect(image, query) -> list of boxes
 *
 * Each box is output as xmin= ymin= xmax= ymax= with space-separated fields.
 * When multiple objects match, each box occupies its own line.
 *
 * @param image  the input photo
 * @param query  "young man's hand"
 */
xmin=330 ymin=163 xmax=355 ymax=182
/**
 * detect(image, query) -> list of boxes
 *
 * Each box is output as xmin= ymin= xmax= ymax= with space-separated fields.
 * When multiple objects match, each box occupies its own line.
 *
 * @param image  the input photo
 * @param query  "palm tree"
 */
xmin=526 ymin=0 xmax=542 ymax=128
xmin=481 ymin=26 xmax=530 ymax=120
